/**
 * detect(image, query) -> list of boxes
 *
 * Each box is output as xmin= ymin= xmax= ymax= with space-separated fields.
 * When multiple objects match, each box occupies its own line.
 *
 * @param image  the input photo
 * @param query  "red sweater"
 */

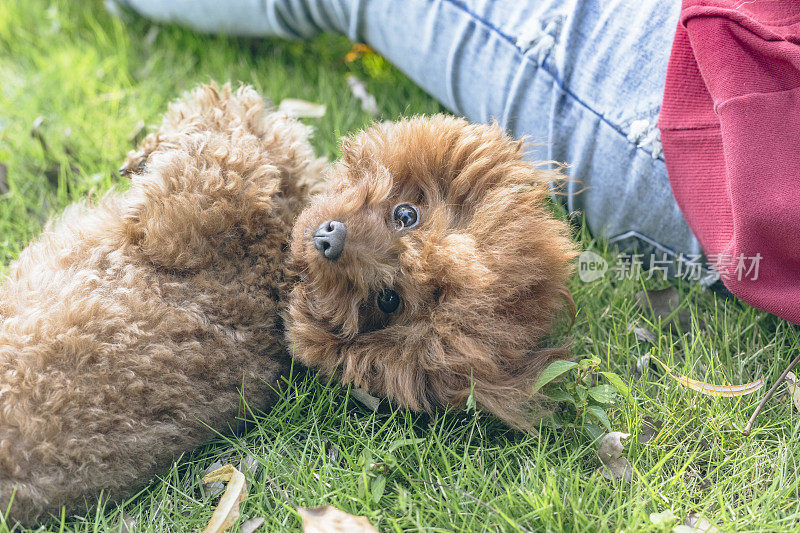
xmin=659 ymin=0 xmax=800 ymax=325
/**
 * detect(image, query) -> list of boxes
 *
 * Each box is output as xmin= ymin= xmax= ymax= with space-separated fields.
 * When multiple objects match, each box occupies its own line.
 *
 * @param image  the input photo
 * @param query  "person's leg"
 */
xmin=112 ymin=0 xmax=354 ymax=39
xmin=117 ymin=0 xmax=703 ymax=261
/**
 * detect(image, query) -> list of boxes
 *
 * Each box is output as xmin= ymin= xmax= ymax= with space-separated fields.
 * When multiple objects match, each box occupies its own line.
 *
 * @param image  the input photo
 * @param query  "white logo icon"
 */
xmin=578 ymin=250 xmax=608 ymax=283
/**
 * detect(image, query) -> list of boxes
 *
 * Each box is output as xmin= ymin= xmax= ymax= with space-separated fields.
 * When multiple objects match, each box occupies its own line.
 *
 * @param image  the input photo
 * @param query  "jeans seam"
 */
xmin=608 ymin=230 xmax=678 ymax=257
xmin=439 ymin=0 xmax=662 ymax=159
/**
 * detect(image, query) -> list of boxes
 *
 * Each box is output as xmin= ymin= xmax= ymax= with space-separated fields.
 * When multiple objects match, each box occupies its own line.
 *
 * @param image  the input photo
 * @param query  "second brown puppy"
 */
xmin=0 ymin=84 xmax=320 ymax=525
xmin=289 ymin=115 xmax=577 ymax=430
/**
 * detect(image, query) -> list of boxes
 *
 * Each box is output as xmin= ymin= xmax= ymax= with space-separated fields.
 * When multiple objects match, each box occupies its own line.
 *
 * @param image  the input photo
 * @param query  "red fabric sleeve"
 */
xmin=658 ymin=0 xmax=800 ymax=324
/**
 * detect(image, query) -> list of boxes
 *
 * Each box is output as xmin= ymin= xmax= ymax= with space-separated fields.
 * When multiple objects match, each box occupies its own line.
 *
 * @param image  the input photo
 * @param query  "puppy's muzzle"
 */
xmin=313 ymin=220 xmax=346 ymax=260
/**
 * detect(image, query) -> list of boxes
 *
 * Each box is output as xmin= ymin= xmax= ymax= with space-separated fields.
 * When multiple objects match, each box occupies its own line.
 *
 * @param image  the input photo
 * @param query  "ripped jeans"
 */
xmin=117 ymin=0 xmax=703 ymax=264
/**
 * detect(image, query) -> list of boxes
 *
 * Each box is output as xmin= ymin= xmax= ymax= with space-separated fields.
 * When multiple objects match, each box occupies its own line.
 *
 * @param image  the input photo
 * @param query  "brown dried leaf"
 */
xmin=678 ymin=375 xmax=764 ymax=397
xmin=201 ymin=464 xmax=248 ymax=533
xmin=202 ymin=459 xmax=227 ymax=498
xmin=635 ymin=287 xmax=691 ymax=331
xmin=344 ymin=43 xmax=375 ymax=62
xmin=650 ymin=356 xmax=764 ymax=397
xmin=637 ymin=416 xmax=663 ymax=444
xmin=633 ymin=326 xmax=657 ymax=344
xmin=350 ymin=387 xmax=380 ymax=411
xmin=598 ymin=432 xmax=634 ymax=482
xmin=241 ymin=517 xmax=265 ymax=533
xmin=298 ymin=506 xmax=378 ymax=533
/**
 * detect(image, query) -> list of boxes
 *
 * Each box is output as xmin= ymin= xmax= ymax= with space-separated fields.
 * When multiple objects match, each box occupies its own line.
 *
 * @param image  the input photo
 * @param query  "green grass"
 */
xmin=1 ymin=1 xmax=799 ymax=531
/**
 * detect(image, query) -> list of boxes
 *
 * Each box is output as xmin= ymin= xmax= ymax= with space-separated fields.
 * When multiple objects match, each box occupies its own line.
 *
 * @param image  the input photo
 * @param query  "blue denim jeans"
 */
xmin=117 ymin=0 xmax=703 ymax=261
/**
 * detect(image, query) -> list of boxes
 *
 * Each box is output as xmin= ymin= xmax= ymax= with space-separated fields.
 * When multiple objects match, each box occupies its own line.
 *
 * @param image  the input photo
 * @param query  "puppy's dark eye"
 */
xmin=393 ymin=203 xmax=419 ymax=229
xmin=376 ymin=289 xmax=401 ymax=314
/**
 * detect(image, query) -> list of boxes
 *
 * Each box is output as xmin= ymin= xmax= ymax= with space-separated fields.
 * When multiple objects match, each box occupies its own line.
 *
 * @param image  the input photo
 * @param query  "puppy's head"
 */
xmin=287 ymin=115 xmax=576 ymax=430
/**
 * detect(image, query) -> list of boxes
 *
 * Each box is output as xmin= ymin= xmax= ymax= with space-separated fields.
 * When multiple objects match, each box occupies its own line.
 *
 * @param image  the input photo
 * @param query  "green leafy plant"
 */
xmin=535 ymin=356 xmax=631 ymax=440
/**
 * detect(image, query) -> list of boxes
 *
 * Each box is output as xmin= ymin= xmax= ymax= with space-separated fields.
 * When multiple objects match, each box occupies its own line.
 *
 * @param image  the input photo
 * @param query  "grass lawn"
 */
xmin=2 ymin=1 xmax=800 ymax=531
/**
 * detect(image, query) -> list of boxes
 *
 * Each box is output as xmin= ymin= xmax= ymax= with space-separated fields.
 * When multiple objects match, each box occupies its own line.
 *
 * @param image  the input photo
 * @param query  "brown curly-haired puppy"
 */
xmin=0 ymin=83 xmax=322 ymax=525
xmin=287 ymin=116 xmax=577 ymax=432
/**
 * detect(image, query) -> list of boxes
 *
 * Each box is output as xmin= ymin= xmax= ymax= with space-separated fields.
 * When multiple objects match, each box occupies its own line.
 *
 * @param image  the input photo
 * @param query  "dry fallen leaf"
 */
xmin=650 ymin=356 xmax=764 ymax=397
xmin=202 ymin=464 xmax=248 ymax=533
xmin=637 ymin=416 xmax=663 ymax=444
xmin=298 ymin=506 xmax=378 ymax=533
xmin=635 ymin=287 xmax=691 ymax=331
xmin=344 ymin=43 xmax=375 ymax=62
xmin=241 ymin=517 xmax=265 ymax=533
xmin=598 ymin=432 xmax=634 ymax=482
xmin=786 ymin=372 xmax=800 ymax=411
xmin=673 ymin=513 xmax=718 ymax=533
xmin=350 ymin=387 xmax=380 ymax=411
xmin=202 ymin=459 xmax=227 ymax=498
xmin=631 ymin=324 xmax=657 ymax=344
xmin=346 ymin=76 xmax=378 ymax=116
xmin=277 ymin=99 xmax=327 ymax=118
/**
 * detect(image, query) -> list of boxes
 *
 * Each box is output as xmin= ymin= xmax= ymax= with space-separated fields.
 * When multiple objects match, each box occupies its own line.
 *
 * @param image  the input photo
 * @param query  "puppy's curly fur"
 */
xmin=0 ymin=84 xmax=321 ymax=525
xmin=288 ymin=116 xmax=577 ymax=431
xmin=0 ymin=86 xmax=575 ymax=525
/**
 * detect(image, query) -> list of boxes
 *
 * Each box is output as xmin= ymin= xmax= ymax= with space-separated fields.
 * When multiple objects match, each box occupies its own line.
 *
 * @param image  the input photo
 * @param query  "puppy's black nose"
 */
xmin=313 ymin=220 xmax=346 ymax=260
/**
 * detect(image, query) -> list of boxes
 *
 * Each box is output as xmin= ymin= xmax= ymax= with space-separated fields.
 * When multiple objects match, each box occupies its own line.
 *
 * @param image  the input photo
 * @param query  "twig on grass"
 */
xmin=743 ymin=352 xmax=800 ymax=436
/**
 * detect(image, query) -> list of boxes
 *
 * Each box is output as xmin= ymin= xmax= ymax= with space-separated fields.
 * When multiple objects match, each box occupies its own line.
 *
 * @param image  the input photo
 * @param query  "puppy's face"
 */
xmin=287 ymin=115 xmax=576 ymax=430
